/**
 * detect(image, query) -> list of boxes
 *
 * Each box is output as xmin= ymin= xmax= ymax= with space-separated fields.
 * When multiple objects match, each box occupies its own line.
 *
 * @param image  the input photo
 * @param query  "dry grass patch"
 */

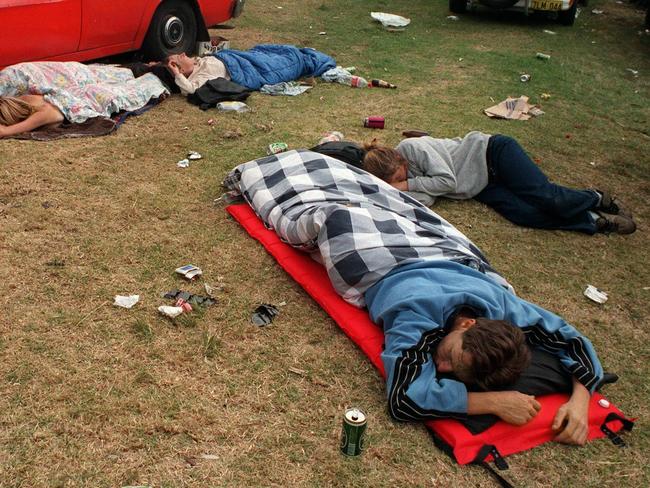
xmin=1 ymin=0 xmax=649 ymax=486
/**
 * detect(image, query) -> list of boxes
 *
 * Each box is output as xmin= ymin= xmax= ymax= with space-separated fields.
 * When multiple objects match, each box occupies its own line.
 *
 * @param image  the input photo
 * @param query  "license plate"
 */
xmin=531 ymin=0 xmax=563 ymax=10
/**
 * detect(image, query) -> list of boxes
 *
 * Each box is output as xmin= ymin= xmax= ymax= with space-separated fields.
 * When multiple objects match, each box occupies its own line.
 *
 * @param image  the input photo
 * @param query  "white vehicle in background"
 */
xmin=450 ymin=0 xmax=580 ymax=26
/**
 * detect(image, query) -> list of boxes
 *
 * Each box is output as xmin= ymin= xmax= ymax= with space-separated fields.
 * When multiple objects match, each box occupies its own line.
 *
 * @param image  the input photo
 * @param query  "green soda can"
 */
xmin=340 ymin=408 xmax=367 ymax=456
xmin=267 ymin=142 xmax=289 ymax=155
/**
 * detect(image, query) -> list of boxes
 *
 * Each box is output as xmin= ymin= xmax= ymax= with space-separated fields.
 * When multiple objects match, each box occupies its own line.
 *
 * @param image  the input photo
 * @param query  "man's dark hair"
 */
xmin=459 ymin=318 xmax=531 ymax=390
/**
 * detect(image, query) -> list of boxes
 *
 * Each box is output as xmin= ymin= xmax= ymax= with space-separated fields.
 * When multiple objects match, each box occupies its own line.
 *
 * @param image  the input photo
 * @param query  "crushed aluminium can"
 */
xmin=363 ymin=116 xmax=385 ymax=129
xmin=340 ymin=407 xmax=367 ymax=456
xmin=267 ymin=142 xmax=289 ymax=155
xmin=520 ymin=74 xmax=531 ymax=82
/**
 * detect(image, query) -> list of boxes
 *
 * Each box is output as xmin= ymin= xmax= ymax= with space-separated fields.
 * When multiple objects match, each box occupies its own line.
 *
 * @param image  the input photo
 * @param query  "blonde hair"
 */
xmin=0 ymin=96 xmax=35 ymax=126
xmin=362 ymin=140 xmax=409 ymax=181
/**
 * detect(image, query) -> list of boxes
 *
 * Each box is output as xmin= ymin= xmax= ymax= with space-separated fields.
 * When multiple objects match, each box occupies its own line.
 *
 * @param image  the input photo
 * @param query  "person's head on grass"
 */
xmin=362 ymin=140 xmax=409 ymax=184
xmin=165 ymin=53 xmax=195 ymax=77
xmin=0 ymin=96 xmax=35 ymax=127
xmin=436 ymin=313 xmax=531 ymax=390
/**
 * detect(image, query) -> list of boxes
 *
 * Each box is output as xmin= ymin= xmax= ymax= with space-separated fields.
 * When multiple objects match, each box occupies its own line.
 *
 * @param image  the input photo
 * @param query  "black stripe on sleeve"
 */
xmin=387 ymin=329 xmax=467 ymax=422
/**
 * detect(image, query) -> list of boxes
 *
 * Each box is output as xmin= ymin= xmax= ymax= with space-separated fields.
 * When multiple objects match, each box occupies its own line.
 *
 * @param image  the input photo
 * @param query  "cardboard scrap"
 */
xmin=484 ymin=95 xmax=543 ymax=121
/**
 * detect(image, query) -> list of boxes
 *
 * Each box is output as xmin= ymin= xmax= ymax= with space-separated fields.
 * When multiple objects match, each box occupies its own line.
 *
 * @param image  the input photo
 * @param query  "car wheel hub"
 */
xmin=163 ymin=16 xmax=184 ymax=47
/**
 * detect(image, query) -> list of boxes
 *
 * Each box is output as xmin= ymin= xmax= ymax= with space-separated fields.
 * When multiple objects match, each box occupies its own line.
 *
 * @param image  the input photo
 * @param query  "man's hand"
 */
xmin=467 ymin=391 xmax=540 ymax=425
xmin=391 ymin=180 xmax=408 ymax=191
xmin=552 ymin=380 xmax=590 ymax=445
xmin=167 ymin=61 xmax=181 ymax=77
xmin=0 ymin=124 xmax=7 ymax=138
xmin=493 ymin=391 xmax=541 ymax=425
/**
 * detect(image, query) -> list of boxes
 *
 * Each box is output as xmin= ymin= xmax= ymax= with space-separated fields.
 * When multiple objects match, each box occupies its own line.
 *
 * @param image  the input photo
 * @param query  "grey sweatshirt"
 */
xmin=396 ymin=131 xmax=491 ymax=205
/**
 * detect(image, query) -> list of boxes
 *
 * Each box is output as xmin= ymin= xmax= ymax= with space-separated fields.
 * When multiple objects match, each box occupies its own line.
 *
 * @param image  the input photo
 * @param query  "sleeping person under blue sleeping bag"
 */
xmin=365 ymin=259 xmax=604 ymax=445
xmin=215 ymin=44 xmax=336 ymax=90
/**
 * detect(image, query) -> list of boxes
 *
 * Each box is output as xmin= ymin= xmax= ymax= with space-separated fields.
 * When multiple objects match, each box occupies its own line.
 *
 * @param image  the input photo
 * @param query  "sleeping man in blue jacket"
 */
xmin=365 ymin=260 xmax=603 ymax=446
xmin=225 ymin=147 xmax=605 ymax=447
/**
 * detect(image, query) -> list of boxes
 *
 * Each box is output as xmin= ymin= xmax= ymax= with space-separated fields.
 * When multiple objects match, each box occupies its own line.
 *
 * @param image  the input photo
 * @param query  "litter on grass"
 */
xmin=217 ymin=101 xmax=250 ymax=112
xmin=158 ymin=305 xmax=184 ymax=318
xmin=260 ymin=81 xmax=312 ymax=96
xmin=113 ymin=295 xmax=140 ymax=309
xmin=188 ymin=151 xmax=202 ymax=160
xmin=402 ymin=129 xmax=430 ymax=138
xmin=584 ymin=285 xmax=608 ymax=304
xmin=251 ymin=303 xmax=280 ymax=326
xmin=371 ymin=78 xmax=397 ymax=88
xmin=204 ymin=283 xmax=218 ymax=297
xmin=163 ymin=289 xmax=216 ymax=306
xmin=175 ymin=264 xmax=203 ymax=280
xmin=370 ymin=12 xmax=411 ymax=30
xmin=214 ymin=190 xmax=244 ymax=204
xmin=267 ymin=142 xmax=289 ymax=155
xmin=318 ymin=131 xmax=344 ymax=145
xmin=484 ymin=96 xmax=543 ymax=120
xmin=201 ymin=454 xmax=219 ymax=460
xmin=177 ymin=158 xmax=190 ymax=168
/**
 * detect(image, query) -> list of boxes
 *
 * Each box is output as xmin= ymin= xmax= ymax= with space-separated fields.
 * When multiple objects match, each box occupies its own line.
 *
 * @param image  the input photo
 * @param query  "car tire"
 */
xmin=449 ymin=0 xmax=468 ymax=13
xmin=142 ymin=0 xmax=198 ymax=61
xmin=557 ymin=0 xmax=578 ymax=25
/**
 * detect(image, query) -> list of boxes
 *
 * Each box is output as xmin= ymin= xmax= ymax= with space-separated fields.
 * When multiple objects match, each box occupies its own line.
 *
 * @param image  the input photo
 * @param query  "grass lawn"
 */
xmin=1 ymin=0 xmax=648 ymax=486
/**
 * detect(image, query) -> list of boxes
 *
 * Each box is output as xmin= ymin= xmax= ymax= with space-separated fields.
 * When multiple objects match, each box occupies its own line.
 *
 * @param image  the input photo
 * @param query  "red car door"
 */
xmin=79 ymin=0 xmax=148 ymax=51
xmin=0 ymin=0 xmax=81 ymax=67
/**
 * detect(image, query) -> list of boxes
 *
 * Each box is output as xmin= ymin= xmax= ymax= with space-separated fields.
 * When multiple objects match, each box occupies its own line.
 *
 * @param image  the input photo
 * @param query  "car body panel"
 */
xmin=198 ymin=0 xmax=237 ymax=26
xmin=0 ymin=0 xmax=240 ymax=68
xmin=79 ymin=0 xmax=149 ymax=50
xmin=0 ymin=0 xmax=82 ymax=67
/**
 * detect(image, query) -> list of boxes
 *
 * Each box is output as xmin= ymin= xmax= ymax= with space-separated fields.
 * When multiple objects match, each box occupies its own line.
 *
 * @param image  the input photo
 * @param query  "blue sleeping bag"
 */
xmin=215 ymin=44 xmax=336 ymax=90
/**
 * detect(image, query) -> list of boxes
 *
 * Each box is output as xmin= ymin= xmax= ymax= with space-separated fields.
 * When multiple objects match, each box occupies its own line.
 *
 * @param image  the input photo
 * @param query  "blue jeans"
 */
xmin=474 ymin=135 xmax=599 ymax=234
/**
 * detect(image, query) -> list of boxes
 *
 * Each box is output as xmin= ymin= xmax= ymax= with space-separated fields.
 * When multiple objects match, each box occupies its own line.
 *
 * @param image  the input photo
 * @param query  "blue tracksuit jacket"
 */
xmin=364 ymin=260 xmax=603 ymax=422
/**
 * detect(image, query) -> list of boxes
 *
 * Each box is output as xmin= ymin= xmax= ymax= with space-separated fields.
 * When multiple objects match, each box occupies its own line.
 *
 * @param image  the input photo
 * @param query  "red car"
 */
xmin=0 ymin=0 xmax=245 ymax=68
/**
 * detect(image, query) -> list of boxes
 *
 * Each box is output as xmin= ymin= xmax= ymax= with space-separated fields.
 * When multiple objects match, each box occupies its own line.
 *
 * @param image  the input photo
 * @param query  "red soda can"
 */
xmin=363 ymin=116 xmax=385 ymax=129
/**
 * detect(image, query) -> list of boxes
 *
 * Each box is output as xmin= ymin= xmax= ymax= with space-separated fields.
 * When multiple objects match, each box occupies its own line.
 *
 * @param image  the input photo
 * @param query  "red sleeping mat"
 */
xmin=227 ymin=203 xmax=633 ymax=467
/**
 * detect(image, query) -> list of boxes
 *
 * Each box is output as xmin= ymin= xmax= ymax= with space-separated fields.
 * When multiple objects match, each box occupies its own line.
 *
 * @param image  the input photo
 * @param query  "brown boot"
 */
xmin=595 ymin=212 xmax=636 ymax=235
xmin=596 ymin=191 xmax=633 ymax=218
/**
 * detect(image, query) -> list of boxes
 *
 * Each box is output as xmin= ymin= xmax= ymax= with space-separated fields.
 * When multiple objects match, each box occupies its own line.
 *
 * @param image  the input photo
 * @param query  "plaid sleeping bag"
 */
xmin=223 ymin=149 xmax=513 ymax=307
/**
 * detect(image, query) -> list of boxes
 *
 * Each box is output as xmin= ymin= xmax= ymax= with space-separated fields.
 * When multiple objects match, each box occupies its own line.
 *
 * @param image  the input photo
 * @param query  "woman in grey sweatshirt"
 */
xmin=362 ymin=133 xmax=635 ymax=235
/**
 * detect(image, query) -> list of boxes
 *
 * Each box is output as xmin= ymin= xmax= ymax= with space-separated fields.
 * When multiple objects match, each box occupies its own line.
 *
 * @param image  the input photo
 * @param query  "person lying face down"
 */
xmin=166 ymin=52 xmax=230 ymax=96
xmin=365 ymin=259 xmax=601 ymax=446
xmin=362 ymin=134 xmax=636 ymax=236
xmin=0 ymin=96 xmax=64 ymax=138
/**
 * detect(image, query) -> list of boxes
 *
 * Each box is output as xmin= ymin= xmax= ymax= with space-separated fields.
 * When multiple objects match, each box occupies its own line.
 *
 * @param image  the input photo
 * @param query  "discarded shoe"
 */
xmin=596 ymin=191 xmax=632 ymax=218
xmin=595 ymin=212 xmax=636 ymax=235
